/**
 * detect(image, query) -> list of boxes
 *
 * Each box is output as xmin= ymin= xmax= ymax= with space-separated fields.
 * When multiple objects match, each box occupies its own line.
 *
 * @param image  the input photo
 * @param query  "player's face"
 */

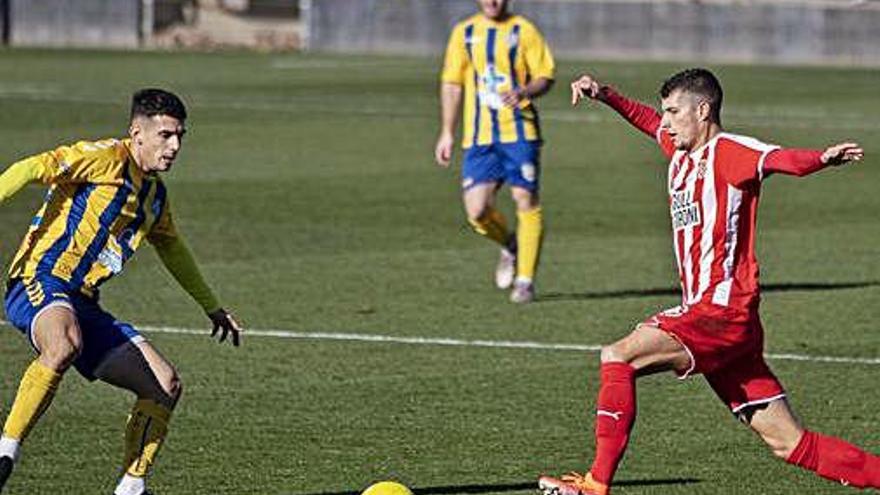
xmin=130 ymin=114 xmax=186 ymax=173
xmin=478 ymin=0 xmax=509 ymax=20
xmin=660 ymin=89 xmax=703 ymax=151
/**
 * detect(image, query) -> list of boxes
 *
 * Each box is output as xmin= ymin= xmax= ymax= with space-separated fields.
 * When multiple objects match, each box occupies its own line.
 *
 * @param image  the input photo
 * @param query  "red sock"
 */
xmin=787 ymin=430 xmax=880 ymax=488
xmin=589 ymin=362 xmax=637 ymax=485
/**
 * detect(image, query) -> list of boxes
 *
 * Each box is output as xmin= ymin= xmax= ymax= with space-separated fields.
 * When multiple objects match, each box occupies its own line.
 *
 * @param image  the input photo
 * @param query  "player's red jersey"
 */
xmin=655 ymin=128 xmax=779 ymax=314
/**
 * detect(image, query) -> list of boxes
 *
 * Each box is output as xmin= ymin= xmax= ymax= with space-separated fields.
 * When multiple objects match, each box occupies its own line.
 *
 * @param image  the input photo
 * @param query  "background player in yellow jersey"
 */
xmin=0 ymin=89 xmax=242 ymax=495
xmin=435 ymin=0 xmax=555 ymax=303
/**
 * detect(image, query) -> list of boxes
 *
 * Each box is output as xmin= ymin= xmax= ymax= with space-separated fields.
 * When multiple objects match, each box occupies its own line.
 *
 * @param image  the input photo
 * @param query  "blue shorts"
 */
xmin=3 ymin=275 xmax=144 ymax=381
xmin=461 ymin=141 xmax=541 ymax=192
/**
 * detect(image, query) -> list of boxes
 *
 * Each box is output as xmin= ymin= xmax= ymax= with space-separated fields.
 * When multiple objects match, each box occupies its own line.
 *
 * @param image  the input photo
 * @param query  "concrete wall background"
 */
xmin=302 ymin=0 xmax=880 ymax=66
xmin=10 ymin=0 xmax=141 ymax=48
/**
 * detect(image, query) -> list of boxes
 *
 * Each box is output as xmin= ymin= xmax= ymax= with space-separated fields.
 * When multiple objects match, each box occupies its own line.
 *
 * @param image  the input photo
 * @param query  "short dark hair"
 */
xmin=130 ymin=88 xmax=187 ymax=122
xmin=660 ymin=68 xmax=723 ymax=123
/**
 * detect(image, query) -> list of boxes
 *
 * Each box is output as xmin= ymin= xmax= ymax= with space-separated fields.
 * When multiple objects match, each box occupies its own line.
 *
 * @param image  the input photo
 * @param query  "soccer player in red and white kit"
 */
xmin=538 ymin=68 xmax=877 ymax=495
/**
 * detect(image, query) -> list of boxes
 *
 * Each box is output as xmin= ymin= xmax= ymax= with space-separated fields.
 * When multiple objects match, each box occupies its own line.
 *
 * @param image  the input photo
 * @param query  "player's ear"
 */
xmin=697 ymin=100 xmax=711 ymax=123
xmin=129 ymin=118 xmax=143 ymax=144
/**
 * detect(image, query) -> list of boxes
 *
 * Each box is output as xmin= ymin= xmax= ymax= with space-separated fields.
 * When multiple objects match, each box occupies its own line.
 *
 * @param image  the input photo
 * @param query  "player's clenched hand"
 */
xmin=208 ymin=308 xmax=242 ymax=347
xmin=821 ymin=142 xmax=864 ymax=166
xmin=435 ymin=133 xmax=454 ymax=168
xmin=570 ymin=74 xmax=601 ymax=106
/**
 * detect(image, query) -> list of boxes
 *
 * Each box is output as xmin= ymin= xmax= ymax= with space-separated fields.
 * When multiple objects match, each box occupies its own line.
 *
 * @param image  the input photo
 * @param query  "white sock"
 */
xmin=515 ymin=275 xmax=532 ymax=285
xmin=115 ymin=474 xmax=146 ymax=495
xmin=0 ymin=436 xmax=20 ymax=462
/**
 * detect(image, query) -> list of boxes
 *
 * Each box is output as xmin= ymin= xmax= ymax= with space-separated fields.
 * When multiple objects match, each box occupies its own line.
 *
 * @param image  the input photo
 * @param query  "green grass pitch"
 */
xmin=0 ymin=50 xmax=877 ymax=494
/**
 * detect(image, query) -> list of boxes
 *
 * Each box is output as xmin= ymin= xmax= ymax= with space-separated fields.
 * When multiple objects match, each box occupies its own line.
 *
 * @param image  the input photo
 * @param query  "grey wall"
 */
xmin=303 ymin=0 xmax=880 ymax=66
xmin=9 ymin=0 xmax=141 ymax=48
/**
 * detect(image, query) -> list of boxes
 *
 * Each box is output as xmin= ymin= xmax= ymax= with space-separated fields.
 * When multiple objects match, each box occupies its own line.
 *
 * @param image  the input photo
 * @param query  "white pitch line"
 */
xmin=140 ymin=325 xmax=604 ymax=352
xmin=1 ymin=320 xmax=878 ymax=365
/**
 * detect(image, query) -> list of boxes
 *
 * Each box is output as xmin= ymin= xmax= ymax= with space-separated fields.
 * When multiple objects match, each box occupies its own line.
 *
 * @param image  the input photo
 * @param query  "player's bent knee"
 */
xmin=163 ymin=372 xmax=182 ymax=402
xmin=511 ymin=190 xmax=538 ymax=211
xmin=466 ymin=207 xmax=491 ymax=224
xmin=40 ymin=327 xmax=82 ymax=370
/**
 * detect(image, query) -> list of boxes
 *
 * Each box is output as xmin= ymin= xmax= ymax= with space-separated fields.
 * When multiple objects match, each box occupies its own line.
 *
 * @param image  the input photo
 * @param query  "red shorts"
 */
xmin=644 ymin=304 xmax=786 ymax=413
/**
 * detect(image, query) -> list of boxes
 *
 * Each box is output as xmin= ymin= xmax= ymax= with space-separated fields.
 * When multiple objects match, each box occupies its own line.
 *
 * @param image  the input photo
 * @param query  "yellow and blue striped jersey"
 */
xmin=441 ymin=13 xmax=555 ymax=149
xmin=7 ymin=138 xmax=178 ymax=296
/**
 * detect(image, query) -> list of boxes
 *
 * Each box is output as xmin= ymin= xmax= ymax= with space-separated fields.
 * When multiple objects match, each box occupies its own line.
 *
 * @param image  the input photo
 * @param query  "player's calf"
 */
xmin=786 ymin=430 xmax=880 ymax=489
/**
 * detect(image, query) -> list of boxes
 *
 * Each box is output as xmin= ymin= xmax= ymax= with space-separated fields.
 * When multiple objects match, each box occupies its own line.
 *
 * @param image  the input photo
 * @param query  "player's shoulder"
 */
xmin=451 ymin=13 xmax=483 ymax=32
xmin=511 ymin=14 xmax=540 ymax=31
xmin=62 ymin=137 xmax=128 ymax=163
xmin=714 ymin=132 xmax=777 ymax=154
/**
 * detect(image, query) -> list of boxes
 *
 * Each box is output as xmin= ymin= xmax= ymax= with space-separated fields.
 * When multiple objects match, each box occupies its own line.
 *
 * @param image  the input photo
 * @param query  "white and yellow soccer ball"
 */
xmin=361 ymin=481 xmax=413 ymax=495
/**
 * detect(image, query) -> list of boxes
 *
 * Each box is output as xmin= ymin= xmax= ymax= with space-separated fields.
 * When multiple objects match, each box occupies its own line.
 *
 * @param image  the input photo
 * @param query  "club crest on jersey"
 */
xmin=695 ymin=158 xmax=710 ymax=179
xmin=479 ymin=64 xmax=509 ymax=109
xmin=465 ymin=34 xmax=482 ymax=46
xmin=97 ymin=245 xmax=123 ymax=274
xmin=671 ymin=190 xmax=701 ymax=231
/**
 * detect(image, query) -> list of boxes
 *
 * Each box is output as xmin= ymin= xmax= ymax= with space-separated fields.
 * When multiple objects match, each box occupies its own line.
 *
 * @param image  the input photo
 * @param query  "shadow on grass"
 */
xmin=540 ymin=281 xmax=880 ymax=303
xmin=303 ymin=478 xmax=700 ymax=495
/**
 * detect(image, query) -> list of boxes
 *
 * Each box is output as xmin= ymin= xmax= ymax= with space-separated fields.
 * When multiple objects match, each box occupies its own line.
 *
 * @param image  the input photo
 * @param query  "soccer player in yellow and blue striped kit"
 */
xmin=0 ymin=89 xmax=242 ymax=495
xmin=435 ymin=0 xmax=555 ymax=303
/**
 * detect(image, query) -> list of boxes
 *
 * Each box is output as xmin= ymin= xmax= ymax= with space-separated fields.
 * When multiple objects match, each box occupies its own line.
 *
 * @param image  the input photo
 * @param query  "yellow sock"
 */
xmin=123 ymin=399 xmax=172 ymax=478
xmin=516 ymin=207 xmax=544 ymax=281
xmin=2 ymin=360 xmax=62 ymax=441
xmin=468 ymin=207 xmax=511 ymax=247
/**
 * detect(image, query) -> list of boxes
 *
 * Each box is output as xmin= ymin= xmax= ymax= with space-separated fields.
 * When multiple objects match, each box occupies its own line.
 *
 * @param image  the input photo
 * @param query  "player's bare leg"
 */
xmin=540 ymin=324 xmax=690 ymax=495
xmin=0 ymin=305 xmax=80 ymax=492
xmin=509 ymin=186 xmax=541 ymax=303
xmin=96 ymin=341 xmax=181 ymax=495
xmin=746 ymin=397 xmax=880 ymax=489
xmin=463 ymin=182 xmax=517 ymax=289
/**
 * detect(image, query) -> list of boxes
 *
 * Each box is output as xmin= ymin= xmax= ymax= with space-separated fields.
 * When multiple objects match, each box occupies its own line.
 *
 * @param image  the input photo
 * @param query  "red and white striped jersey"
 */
xmin=656 ymin=129 xmax=779 ymax=313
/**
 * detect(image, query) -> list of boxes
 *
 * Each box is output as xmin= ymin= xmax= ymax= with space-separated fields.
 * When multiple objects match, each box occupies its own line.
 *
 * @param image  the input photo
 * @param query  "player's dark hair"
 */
xmin=660 ymin=68 xmax=723 ymax=124
xmin=130 ymin=88 xmax=187 ymax=122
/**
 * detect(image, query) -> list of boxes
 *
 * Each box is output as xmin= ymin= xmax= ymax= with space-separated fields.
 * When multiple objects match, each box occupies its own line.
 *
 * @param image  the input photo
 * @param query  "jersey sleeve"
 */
xmin=441 ymin=24 xmax=468 ymax=85
xmin=715 ymin=136 xmax=780 ymax=189
xmin=521 ymin=23 xmax=555 ymax=81
xmin=153 ymin=234 xmax=221 ymax=313
xmin=0 ymin=158 xmax=43 ymax=204
xmin=33 ymin=139 xmax=119 ymax=184
xmin=762 ymin=149 xmax=825 ymax=177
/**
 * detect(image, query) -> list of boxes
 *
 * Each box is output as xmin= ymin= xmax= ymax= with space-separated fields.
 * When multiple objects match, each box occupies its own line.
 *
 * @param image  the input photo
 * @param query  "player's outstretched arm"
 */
xmin=0 ymin=158 xmax=44 ymax=205
xmin=570 ymin=74 xmax=662 ymax=140
xmin=764 ymin=142 xmax=864 ymax=178
xmin=153 ymin=236 xmax=242 ymax=346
